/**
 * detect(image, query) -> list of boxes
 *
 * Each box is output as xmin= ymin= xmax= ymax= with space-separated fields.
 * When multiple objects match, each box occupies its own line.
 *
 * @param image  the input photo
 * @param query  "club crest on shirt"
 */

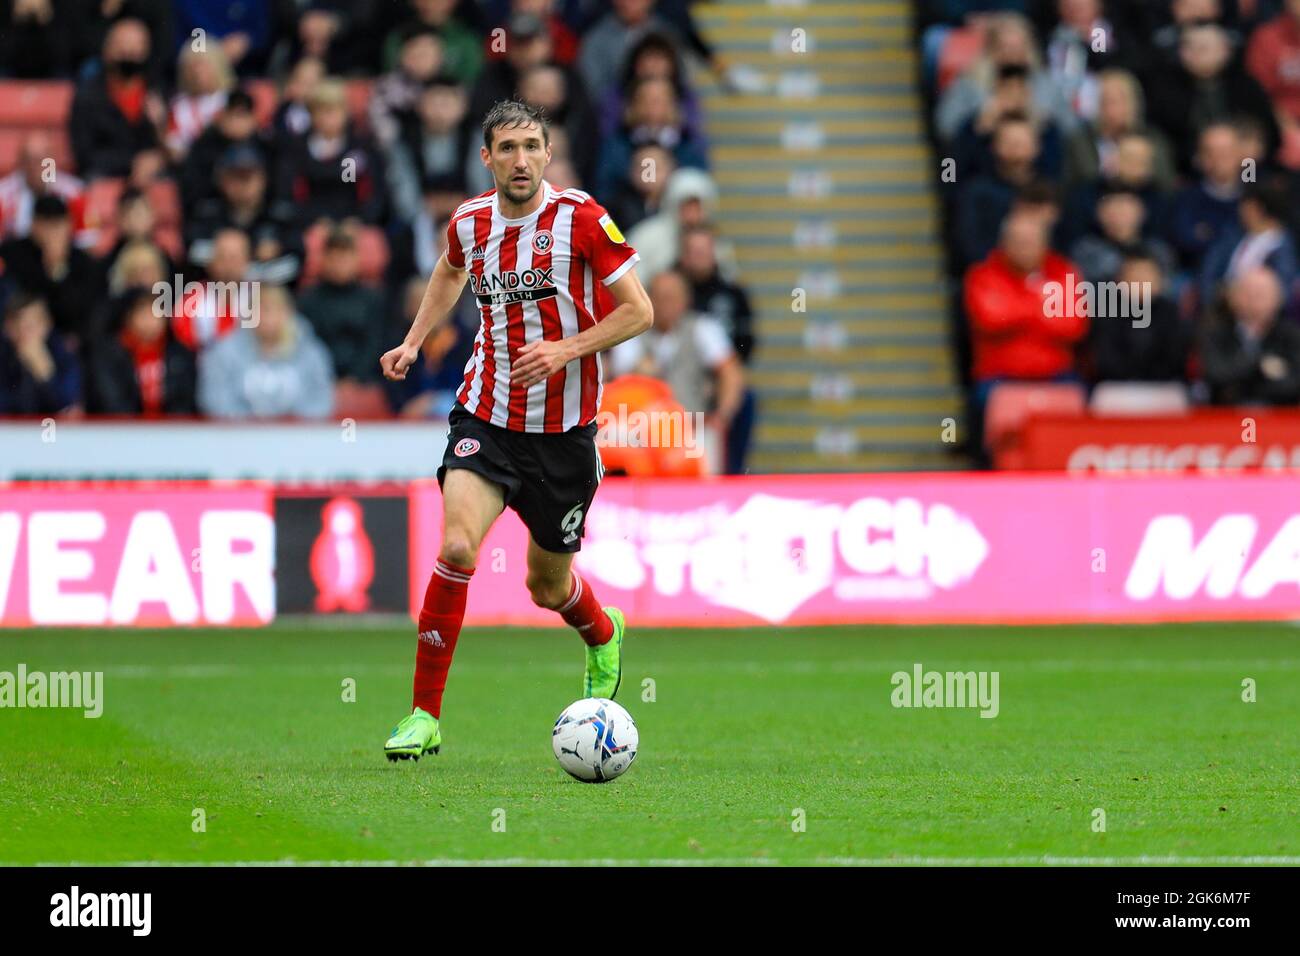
xmin=454 ymin=438 xmax=481 ymax=457
xmin=532 ymin=229 xmax=554 ymax=254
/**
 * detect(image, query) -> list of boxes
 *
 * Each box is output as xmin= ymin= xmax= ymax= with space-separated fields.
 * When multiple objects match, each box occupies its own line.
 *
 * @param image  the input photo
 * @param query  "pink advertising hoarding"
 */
xmin=0 ymin=486 xmax=275 ymax=627
xmin=410 ymin=474 xmax=1300 ymax=626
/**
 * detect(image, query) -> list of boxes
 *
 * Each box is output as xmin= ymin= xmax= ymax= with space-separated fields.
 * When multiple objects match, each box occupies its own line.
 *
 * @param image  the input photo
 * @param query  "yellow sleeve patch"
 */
xmin=599 ymin=214 xmax=625 ymax=244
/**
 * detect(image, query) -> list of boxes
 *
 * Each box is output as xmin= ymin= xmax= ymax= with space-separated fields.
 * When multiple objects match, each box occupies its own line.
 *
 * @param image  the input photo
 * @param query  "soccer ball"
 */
xmin=551 ymin=698 xmax=639 ymax=783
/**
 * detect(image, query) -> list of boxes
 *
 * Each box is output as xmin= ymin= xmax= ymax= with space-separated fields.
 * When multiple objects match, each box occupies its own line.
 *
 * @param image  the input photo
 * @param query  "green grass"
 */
xmin=0 ymin=621 xmax=1297 ymax=865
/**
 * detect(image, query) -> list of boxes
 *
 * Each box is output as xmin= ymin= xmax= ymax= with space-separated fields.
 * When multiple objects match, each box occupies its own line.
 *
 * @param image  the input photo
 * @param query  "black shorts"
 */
xmin=437 ymin=404 xmax=603 ymax=553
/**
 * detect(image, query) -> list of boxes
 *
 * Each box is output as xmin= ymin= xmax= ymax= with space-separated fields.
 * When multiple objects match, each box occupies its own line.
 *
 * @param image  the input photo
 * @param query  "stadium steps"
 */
xmin=695 ymin=0 xmax=964 ymax=472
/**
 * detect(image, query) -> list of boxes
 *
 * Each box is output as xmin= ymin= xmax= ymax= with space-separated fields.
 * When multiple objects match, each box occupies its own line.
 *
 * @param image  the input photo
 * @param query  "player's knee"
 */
xmin=439 ymin=530 xmax=480 ymax=570
xmin=526 ymin=572 xmax=569 ymax=610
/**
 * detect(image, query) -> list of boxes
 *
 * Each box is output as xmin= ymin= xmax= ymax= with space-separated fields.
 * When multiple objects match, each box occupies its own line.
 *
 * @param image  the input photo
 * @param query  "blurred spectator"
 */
xmin=0 ymin=194 xmax=104 ymax=346
xmin=0 ymin=0 xmax=67 ymax=77
xmin=105 ymin=238 xmax=169 ymax=297
xmin=0 ymin=133 xmax=93 ymax=246
xmin=1063 ymin=69 xmax=1176 ymax=192
xmin=274 ymin=57 xmax=326 ymax=144
xmin=370 ymin=27 xmax=447 ymax=149
xmin=677 ymin=224 xmax=755 ymax=364
xmin=381 ymin=0 xmax=483 ymax=84
xmin=935 ymin=12 xmax=1077 ymax=143
xmin=297 ymin=228 xmax=387 ymax=389
xmin=277 ymin=79 xmax=387 ymax=226
xmin=950 ymin=62 xmax=1065 ymax=180
xmin=385 ymin=274 xmax=473 ymax=417
xmin=676 ymin=224 xmax=756 ymax=474
xmin=388 ymin=76 xmax=473 ymax=223
xmin=954 ymin=115 xmax=1044 ymax=269
xmin=104 ymin=187 xmax=177 ymax=275
xmin=1146 ymin=23 xmax=1279 ymax=174
xmin=1060 ymin=130 xmax=1173 ymax=248
xmin=1043 ymin=0 xmax=1139 ymax=119
xmin=606 ymin=144 xmax=675 ymax=232
xmin=1201 ymin=265 xmax=1300 ymax=403
xmin=1246 ymin=0 xmax=1300 ymax=166
xmin=487 ymin=0 xmax=580 ymax=66
xmin=626 ymin=167 xmax=736 ymax=283
xmin=388 ymin=172 xmax=466 ymax=297
xmin=187 ymin=144 xmax=303 ymax=285
xmin=579 ymin=0 xmax=682 ymax=103
xmin=1070 ymin=184 xmax=1176 ymax=283
xmin=608 ymin=269 xmax=747 ymax=471
xmin=0 ymin=293 xmax=81 ymax=415
xmin=171 ymin=0 xmax=276 ymax=76
xmin=68 ymin=17 xmax=166 ymax=178
xmin=68 ymin=0 xmax=174 ymax=85
xmin=596 ymin=76 xmax=708 ymax=198
xmin=197 ymin=284 xmax=335 ymax=419
xmin=598 ymin=31 xmax=705 ymax=144
xmin=1168 ymin=122 xmax=1246 ymax=269
xmin=519 ymin=63 xmax=598 ymax=187
xmin=963 ymin=211 xmax=1089 ymax=398
xmin=172 ymin=227 xmax=250 ymax=350
xmin=1089 ymin=250 xmax=1190 ymax=382
xmin=1152 ymin=0 xmax=1241 ymax=69
xmin=164 ymin=46 xmax=235 ymax=163
xmin=181 ymin=89 xmax=269 ymax=213
xmin=88 ymin=287 xmax=197 ymax=416
xmin=288 ymin=4 xmax=366 ymax=76
xmin=1199 ymin=178 xmax=1299 ymax=307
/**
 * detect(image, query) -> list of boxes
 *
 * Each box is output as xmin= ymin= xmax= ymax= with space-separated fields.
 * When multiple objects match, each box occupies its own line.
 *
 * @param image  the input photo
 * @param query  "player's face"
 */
xmin=483 ymin=122 xmax=551 ymax=204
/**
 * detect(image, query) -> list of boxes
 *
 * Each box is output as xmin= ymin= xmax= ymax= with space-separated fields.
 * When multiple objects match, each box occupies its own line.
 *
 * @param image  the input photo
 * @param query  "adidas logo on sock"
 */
xmin=418 ymin=629 xmax=446 ymax=648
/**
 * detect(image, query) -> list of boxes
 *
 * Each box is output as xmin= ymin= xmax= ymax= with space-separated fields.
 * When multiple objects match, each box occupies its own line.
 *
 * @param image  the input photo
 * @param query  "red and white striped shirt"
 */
xmin=444 ymin=180 xmax=640 ymax=433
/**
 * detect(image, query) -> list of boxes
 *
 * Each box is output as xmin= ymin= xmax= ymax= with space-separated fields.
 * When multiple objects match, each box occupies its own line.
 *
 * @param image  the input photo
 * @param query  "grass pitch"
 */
xmin=0 ymin=621 xmax=1296 ymax=865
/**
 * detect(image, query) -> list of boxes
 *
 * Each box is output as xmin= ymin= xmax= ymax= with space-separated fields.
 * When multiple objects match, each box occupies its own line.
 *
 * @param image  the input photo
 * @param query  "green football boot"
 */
xmin=384 ymin=707 xmax=441 ymax=762
xmin=584 ymin=607 xmax=625 ymax=700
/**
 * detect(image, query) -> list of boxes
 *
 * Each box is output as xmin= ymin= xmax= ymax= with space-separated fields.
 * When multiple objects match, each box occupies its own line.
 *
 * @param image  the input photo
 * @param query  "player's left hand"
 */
xmin=513 ymin=339 xmax=574 ymax=389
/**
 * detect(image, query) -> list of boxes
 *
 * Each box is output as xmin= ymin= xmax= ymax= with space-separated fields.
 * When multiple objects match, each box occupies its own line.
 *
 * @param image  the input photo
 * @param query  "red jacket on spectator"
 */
xmin=1246 ymin=12 xmax=1300 ymax=122
xmin=963 ymin=249 xmax=1089 ymax=382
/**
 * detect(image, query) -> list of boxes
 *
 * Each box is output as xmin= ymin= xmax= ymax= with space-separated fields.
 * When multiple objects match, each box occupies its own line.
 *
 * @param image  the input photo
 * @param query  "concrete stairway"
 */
xmin=693 ymin=0 xmax=965 ymax=471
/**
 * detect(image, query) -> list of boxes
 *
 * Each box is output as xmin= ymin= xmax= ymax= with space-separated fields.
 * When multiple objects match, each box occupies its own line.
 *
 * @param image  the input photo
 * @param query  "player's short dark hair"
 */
xmin=482 ymin=99 xmax=549 ymax=150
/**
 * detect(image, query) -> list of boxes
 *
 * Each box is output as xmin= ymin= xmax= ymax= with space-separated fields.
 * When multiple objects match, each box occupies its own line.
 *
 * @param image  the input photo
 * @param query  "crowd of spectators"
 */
xmin=0 ymin=0 xmax=757 ymax=472
xmin=921 ymin=0 xmax=1300 ymax=456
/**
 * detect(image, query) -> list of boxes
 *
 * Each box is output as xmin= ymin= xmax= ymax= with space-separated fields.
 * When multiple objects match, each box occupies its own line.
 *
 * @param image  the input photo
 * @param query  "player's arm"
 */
xmin=513 ymin=268 xmax=653 ymax=389
xmin=380 ymin=253 xmax=470 ymax=381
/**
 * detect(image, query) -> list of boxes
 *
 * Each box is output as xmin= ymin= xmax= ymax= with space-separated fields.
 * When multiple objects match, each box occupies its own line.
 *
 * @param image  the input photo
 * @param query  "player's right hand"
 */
xmin=380 ymin=343 xmax=420 ymax=381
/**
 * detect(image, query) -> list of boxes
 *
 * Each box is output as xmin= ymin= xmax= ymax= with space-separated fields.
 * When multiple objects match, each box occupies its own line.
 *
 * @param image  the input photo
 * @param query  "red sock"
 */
xmin=557 ymin=571 xmax=613 ymax=646
xmin=412 ymin=558 xmax=474 ymax=717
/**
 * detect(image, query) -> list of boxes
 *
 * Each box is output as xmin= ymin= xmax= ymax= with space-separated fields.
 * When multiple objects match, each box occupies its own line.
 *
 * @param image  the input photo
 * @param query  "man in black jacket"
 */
xmin=67 ymin=17 xmax=164 ymax=179
xmin=1201 ymin=265 xmax=1300 ymax=405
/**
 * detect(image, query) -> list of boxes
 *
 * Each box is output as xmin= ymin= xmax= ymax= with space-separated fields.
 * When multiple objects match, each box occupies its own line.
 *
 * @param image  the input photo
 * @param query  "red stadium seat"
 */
xmin=0 ymin=81 xmax=74 ymax=127
xmin=82 ymin=177 xmax=126 ymax=231
xmin=0 ymin=127 xmax=73 ymax=176
xmin=936 ymin=26 xmax=985 ymax=94
xmin=985 ymin=381 xmax=1086 ymax=467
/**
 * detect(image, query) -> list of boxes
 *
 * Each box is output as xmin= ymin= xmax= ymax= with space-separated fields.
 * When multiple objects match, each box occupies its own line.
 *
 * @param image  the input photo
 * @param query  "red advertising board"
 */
xmin=1018 ymin=411 xmax=1300 ymax=473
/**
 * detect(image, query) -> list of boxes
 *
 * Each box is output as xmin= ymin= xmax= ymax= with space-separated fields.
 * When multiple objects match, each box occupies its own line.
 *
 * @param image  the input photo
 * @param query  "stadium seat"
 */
xmin=82 ymin=177 xmax=126 ymax=243
xmin=0 ymin=127 xmax=73 ymax=176
xmin=1089 ymin=382 xmax=1191 ymax=417
xmin=984 ymin=381 xmax=1087 ymax=467
xmin=0 ymin=80 xmax=74 ymax=127
xmin=935 ymin=25 xmax=984 ymax=95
